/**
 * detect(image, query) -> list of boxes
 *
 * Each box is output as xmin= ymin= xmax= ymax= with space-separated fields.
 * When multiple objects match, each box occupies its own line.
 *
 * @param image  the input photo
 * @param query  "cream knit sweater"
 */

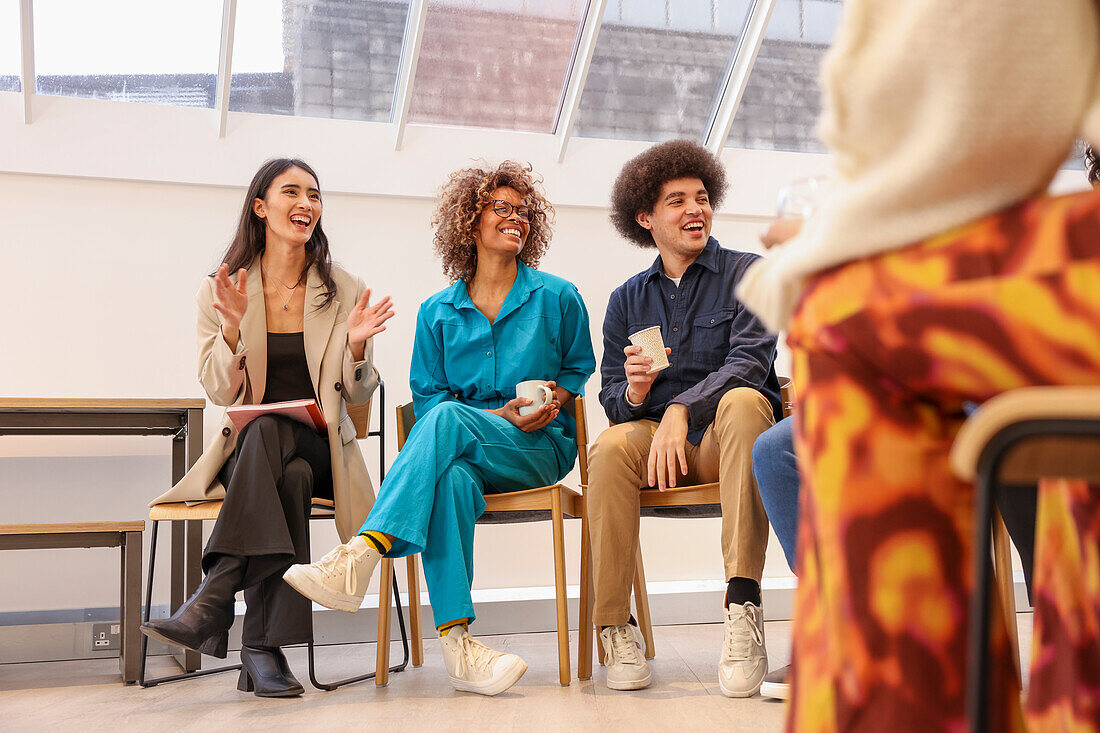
xmin=737 ymin=0 xmax=1100 ymax=333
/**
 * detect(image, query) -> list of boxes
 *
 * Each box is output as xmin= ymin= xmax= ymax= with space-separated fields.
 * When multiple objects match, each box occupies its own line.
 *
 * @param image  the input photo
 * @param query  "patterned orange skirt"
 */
xmin=786 ymin=188 xmax=1100 ymax=732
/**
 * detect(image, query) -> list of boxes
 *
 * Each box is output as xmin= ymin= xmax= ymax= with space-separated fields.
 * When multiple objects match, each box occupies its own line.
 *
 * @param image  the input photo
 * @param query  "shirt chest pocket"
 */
xmin=510 ymin=314 xmax=564 ymax=376
xmin=692 ymin=309 xmax=735 ymax=364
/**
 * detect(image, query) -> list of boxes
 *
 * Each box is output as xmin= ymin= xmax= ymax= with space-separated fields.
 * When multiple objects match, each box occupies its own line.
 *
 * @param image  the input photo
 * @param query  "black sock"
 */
xmin=726 ymin=577 xmax=761 ymax=608
xmin=601 ymin=616 xmax=638 ymax=632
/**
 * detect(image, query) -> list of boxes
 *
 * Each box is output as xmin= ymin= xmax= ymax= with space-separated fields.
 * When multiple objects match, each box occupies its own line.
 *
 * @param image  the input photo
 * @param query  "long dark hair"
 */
xmin=1087 ymin=145 xmax=1100 ymax=186
xmin=216 ymin=158 xmax=337 ymax=308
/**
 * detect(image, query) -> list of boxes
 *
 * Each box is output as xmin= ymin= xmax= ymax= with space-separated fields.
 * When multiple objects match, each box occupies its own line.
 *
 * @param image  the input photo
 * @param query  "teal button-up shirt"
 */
xmin=410 ymin=262 xmax=596 ymax=474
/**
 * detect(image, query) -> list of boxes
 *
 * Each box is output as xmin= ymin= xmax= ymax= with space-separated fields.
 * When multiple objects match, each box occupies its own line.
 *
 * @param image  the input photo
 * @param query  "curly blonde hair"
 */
xmin=431 ymin=161 xmax=554 ymax=282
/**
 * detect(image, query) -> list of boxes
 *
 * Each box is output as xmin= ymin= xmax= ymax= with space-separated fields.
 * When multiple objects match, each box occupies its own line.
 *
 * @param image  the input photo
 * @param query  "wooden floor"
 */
xmin=1 ymin=615 xmax=1034 ymax=732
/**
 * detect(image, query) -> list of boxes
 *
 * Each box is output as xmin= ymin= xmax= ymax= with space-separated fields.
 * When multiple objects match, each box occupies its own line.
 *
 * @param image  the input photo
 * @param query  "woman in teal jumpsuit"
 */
xmin=285 ymin=161 xmax=595 ymax=695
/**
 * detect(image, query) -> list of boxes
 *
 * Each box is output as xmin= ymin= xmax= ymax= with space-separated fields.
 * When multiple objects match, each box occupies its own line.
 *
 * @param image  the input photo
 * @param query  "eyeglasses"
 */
xmin=490 ymin=199 xmax=533 ymax=222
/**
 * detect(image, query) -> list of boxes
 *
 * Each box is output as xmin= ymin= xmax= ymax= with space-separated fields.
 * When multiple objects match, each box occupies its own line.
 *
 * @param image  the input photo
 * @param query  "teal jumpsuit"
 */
xmin=360 ymin=263 xmax=595 ymax=626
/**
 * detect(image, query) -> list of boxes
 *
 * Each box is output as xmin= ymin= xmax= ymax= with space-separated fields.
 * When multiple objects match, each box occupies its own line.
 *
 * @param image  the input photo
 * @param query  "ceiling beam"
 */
xmin=19 ymin=0 xmax=34 ymax=124
xmin=553 ymin=0 xmax=608 ymax=163
xmin=214 ymin=0 xmax=238 ymax=138
xmin=703 ymin=0 xmax=777 ymax=155
xmin=392 ymin=0 xmax=429 ymax=151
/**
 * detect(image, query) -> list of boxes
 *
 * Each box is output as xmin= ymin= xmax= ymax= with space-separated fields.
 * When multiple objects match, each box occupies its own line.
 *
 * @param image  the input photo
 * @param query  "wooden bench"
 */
xmin=0 ymin=522 xmax=145 ymax=684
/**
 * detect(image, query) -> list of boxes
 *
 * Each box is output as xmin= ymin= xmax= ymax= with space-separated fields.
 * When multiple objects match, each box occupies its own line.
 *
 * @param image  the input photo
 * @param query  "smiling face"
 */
xmin=635 ymin=176 xmax=712 ymax=260
xmin=472 ymin=185 xmax=530 ymax=258
xmin=252 ymin=166 xmax=322 ymax=248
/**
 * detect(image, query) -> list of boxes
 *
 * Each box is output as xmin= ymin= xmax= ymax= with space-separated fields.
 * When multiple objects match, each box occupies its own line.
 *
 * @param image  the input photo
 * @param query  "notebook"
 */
xmin=226 ymin=399 xmax=327 ymax=433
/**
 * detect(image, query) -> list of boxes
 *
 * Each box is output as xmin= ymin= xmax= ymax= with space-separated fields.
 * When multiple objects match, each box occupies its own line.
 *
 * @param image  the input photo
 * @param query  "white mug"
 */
xmin=515 ymin=380 xmax=554 ymax=416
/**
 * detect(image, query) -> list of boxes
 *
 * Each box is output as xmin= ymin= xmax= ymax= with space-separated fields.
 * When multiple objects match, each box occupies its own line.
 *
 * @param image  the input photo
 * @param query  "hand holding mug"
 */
xmin=495 ymin=380 xmax=560 ymax=432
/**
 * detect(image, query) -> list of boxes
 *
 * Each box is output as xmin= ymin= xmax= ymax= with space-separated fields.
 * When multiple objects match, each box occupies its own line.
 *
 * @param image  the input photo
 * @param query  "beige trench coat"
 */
xmin=151 ymin=260 xmax=379 ymax=542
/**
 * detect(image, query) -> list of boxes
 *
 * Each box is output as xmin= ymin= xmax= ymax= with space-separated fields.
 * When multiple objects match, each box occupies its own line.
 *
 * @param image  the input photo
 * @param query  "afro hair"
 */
xmin=610 ymin=139 xmax=728 ymax=247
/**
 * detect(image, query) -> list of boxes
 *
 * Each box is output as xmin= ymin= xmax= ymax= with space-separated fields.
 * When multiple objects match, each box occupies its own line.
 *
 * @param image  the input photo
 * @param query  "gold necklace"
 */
xmin=262 ymin=265 xmax=300 ymax=311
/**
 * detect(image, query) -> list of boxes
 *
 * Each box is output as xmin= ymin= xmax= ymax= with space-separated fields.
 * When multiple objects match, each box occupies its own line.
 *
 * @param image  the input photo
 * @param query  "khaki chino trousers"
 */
xmin=587 ymin=387 xmax=775 ymax=627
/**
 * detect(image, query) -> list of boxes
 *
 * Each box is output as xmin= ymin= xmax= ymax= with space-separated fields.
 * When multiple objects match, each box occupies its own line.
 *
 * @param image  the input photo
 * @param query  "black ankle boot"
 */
xmin=140 ymin=554 xmax=246 ymax=659
xmin=237 ymin=645 xmax=304 ymax=697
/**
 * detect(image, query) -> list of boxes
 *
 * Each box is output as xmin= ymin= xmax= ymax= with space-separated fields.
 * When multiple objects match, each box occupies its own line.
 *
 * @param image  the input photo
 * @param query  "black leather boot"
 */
xmin=237 ymin=645 xmax=304 ymax=697
xmin=140 ymin=554 xmax=246 ymax=659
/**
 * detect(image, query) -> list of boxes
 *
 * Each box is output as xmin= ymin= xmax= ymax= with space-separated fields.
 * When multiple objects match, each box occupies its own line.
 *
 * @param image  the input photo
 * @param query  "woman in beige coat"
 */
xmin=142 ymin=158 xmax=394 ymax=697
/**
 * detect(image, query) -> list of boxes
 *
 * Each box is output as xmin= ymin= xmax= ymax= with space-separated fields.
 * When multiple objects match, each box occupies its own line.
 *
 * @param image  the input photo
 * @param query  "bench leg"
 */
xmin=120 ymin=530 xmax=142 ymax=684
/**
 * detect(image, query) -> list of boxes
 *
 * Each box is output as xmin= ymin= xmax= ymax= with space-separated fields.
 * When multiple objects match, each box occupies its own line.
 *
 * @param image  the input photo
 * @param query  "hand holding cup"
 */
xmin=624 ymin=326 xmax=671 ymax=404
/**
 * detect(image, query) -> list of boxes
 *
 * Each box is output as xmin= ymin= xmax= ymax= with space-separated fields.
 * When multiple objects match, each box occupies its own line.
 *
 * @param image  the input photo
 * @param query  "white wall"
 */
xmin=0 ymin=173 xmax=792 ymax=616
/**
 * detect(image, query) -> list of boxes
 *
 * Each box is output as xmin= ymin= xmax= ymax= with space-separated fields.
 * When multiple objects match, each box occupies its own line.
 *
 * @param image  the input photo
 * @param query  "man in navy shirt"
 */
xmin=588 ymin=140 xmax=782 ymax=696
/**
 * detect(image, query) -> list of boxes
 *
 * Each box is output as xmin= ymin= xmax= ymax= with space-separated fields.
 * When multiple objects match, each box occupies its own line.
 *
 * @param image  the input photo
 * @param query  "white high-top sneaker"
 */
xmin=599 ymin=623 xmax=651 ymax=690
xmin=718 ymin=602 xmax=767 ymax=697
xmin=282 ymin=536 xmax=381 ymax=613
xmin=439 ymin=625 xmax=528 ymax=696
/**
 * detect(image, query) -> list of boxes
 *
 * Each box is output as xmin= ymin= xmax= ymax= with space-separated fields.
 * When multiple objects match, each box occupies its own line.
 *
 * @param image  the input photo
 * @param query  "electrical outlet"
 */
xmin=92 ymin=622 xmax=120 ymax=651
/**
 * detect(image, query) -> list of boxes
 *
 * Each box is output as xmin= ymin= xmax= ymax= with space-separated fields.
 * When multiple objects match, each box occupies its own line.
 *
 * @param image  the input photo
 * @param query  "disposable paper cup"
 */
xmin=628 ymin=326 xmax=670 ymax=373
xmin=516 ymin=380 xmax=554 ymax=417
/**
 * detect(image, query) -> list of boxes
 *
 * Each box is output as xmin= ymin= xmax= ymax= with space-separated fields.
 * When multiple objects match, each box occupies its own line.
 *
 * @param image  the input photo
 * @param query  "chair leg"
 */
xmin=551 ymin=488 xmax=571 ymax=686
xmin=578 ymin=491 xmax=594 ymax=681
xmin=992 ymin=506 xmax=1021 ymax=682
xmin=406 ymin=555 xmax=424 ymax=667
xmin=376 ymin=558 xmax=394 ymax=686
xmin=139 ymin=521 xmax=241 ymax=687
xmin=633 ymin=546 xmax=655 ymax=660
xmin=307 ymin=565 xmax=411 ymax=691
xmin=967 ymin=469 xmax=999 ymax=733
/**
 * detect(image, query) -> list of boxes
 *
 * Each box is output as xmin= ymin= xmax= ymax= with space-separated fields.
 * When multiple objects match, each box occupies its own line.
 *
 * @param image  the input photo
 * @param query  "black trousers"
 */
xmin=995 ymin=483 xmax=1038 ymax=604
xmin=205 ymin=414 xmax=332 ymax=648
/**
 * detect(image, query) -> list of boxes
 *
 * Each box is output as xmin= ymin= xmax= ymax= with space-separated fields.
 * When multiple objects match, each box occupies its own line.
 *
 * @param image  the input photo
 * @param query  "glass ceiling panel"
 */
xmin=573 ymin=0 xmax=752 ymax=143
xmin=407 ymin=0 xmax=588 ymax=133
xmin=33 ymin=0 xmax=221 ymax=107
xmin=725 ymin=0 xmax=841 ymax=153
xmin=230 ymin=0 xmax=412 ymax=123
xmin=0 ymin=0 xmax=20 ymax=92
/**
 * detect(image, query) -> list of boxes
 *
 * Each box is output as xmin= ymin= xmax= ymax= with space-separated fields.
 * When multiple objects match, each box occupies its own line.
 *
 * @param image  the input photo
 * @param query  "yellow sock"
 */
xmin=358 ymin=530 xmax=392 ymax=554
xmin=437 ymin=619 xmax=468 ymax=635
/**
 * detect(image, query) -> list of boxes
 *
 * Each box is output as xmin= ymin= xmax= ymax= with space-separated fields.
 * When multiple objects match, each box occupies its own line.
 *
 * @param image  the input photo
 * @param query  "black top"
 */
xmin=262 ymin=332 xmax=315 ymax=404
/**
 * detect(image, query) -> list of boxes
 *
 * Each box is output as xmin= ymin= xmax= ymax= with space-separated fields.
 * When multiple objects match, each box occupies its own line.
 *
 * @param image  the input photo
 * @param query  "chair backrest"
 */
xmin=347 ymin=399 xmax=372 ymax=440
xmin=394 ymin=397 xmax=588 ymax=484
xmin=396 ymin=401 xmax=416 ymax=451
xmin=779 ymin=376 xmax=795 ymax=419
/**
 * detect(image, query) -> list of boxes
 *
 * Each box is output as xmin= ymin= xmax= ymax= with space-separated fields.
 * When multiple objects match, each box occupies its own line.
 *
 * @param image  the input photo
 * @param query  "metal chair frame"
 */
xmin=140 ymin=382 xmax=411 ymax=690
xmin=967 ymin=416 xmax=1100 ymax=733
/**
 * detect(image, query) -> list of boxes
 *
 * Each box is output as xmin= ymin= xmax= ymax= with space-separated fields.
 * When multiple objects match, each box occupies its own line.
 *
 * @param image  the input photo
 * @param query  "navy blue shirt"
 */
xmin=599 ymin=237 xmax=782 ymax=444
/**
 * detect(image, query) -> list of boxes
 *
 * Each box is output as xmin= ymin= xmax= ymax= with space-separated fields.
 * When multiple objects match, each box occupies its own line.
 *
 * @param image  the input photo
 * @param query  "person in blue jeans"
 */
xmin=750 ymin=417 xmax=798 ymax=701
xmin=284 ymin=161 xmax=595 ymax=696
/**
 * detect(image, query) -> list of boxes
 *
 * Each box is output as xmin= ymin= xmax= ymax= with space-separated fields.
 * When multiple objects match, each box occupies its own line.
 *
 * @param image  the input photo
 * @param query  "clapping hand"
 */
xmin=212 ymin=264 xmax=249 ymax=348
xmin=348 ymin=288 xmax=395 ymax=359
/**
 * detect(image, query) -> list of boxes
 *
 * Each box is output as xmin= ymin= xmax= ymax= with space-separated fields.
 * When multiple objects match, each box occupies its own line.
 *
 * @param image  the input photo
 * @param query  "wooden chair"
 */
xmin=578 ymin=378 xmax=795 ymax=679
xmin=949 ymin=387 xmax=1100 ymax=733
xmin=394 ymin=397 xmax=586 ymax=686
xmin=140 ymin=382 xmax=417 ymax=690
